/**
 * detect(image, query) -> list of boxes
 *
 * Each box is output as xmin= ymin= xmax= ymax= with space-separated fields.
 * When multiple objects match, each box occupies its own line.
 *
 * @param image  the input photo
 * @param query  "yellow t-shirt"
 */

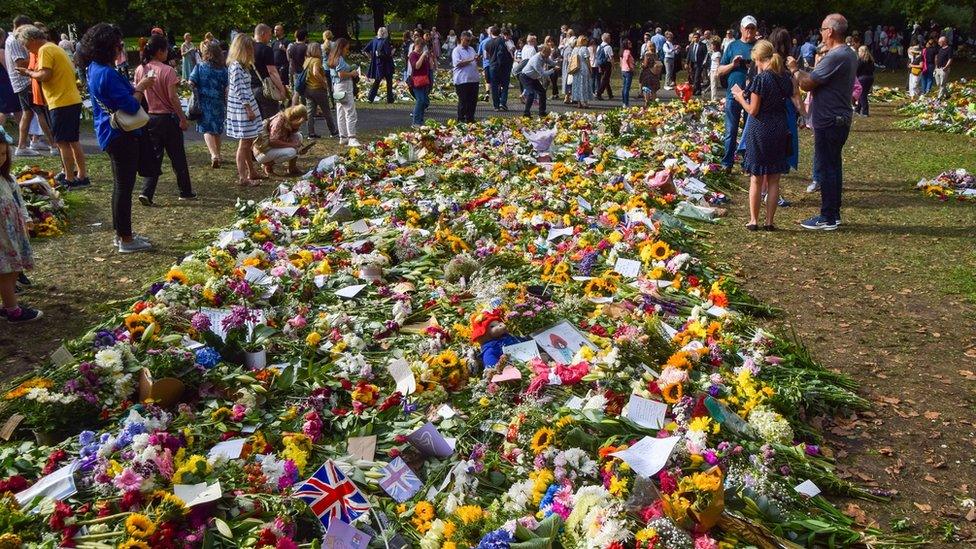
xmin=37 ymin=43 xmax=81 ymax=109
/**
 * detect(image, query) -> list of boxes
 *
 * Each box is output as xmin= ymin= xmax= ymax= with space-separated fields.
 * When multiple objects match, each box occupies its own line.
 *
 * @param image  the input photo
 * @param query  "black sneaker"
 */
xmin=66 ymin=178 xmax=91 ymax=190
xmin=7 ymin=306 xmax=43 ymax=323
xmin=777 ymin=197 xmax=792 ymax=207
xmin=54 ymin=172 xmax=68 ymax=186
xmin=178 ymin=193 xmax=198 ymax=200
xmin=138 ymin=195 xmax=154 ymax=207
xmin=17 ymin=273 xmax=31 ymax=286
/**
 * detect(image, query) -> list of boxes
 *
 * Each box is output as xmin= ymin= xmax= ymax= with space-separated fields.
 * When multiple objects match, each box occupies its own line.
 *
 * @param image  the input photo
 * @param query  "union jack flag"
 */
xmin=379 ymin=457 xmax=422 ymax=503
xmin=293 ymin=460 xmax=371 ymax=529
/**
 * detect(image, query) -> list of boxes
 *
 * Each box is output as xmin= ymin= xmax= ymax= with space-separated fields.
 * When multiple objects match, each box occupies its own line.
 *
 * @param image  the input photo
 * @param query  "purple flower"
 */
xmin=190 ymin=312 xmax=211 ymax=332
xmin=94 ymin=330 xmax=116 ymax=348
xmin=221 ymin=305 xmax=255 ymax=331
xmin=804 ymin=444 xmax=821 ymax=456
xmin=148 ymin=281 xmax=165 ymax=296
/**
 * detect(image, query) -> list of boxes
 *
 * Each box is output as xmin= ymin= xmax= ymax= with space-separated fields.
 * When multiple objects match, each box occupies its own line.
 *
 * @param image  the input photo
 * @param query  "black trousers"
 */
xmin=597 ymin=62 xmax=613 ymax=98
xmin=549 ymin=66 xmax=561 ymax=97
xmin=368 ymin=73 xmax=394 ymax=103
xmin=141 ymin=114 xmax=194 ymax=200
xmin=107 ymin=133 xmax=139 ymax=237
xmin=691 ymin=62 xmax=705 ymax=95
xmin=519 ymin=74 xmax=547 ymax=117
xmin=455 ymin=82 xmax=479 ymax=122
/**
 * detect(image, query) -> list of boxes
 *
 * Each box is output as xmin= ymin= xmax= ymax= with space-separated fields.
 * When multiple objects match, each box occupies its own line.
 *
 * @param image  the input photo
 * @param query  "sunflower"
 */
xmin=164 ymin=268 xmax=188 ymax=285
xmin=119 ymin=541 xmax=151 ymax=549
xmin=647 ymin=241 xmax=672 ymax=261
xmin=0 ymin=533 xmax=22 ymax=549
xmin=530 ymin=426 xmax=555 ymax=454
xmin=124 ymin=513 xmax=156 ymax=539
xmin=661 ymin=382 xmax=683 ymax=404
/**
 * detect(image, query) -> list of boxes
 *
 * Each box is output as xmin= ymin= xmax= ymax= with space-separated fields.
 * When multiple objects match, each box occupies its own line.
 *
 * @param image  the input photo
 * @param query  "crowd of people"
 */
xmin=0 ymin=12 xmax=969 ymax=323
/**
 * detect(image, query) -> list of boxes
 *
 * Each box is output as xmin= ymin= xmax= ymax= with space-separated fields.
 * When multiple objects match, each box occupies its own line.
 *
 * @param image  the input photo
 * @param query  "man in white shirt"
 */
xmin=595 ymin=33 xmax=614 ymax=100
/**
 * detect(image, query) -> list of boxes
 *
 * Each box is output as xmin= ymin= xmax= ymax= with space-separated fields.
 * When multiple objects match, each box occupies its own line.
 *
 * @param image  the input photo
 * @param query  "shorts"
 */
xmin=16 ymin=88 xmax=32 ymax=112
xmin=49 ymin=103 xmax=82 ymax=143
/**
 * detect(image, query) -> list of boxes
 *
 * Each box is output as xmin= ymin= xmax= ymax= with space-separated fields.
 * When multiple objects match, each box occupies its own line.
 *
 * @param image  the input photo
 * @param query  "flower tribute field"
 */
xmin=0 ymin=103 xmax=917 ymax=548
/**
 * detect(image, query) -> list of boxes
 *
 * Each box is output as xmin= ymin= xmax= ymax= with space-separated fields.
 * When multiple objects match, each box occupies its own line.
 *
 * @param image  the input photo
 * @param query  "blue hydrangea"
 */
xmin=195 ymin=346 xmax=221 ymax=368
xmin=476 ymin=528 xmax=512 ymax=549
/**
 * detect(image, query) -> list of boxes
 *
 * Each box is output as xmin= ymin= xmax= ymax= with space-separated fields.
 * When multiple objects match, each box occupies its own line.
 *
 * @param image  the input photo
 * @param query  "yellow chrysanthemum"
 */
xmin=414 ymin=501 xmax=436 ymax=521
xmin=119 ymin=541 xmax=150 ymax=549
xmin=455 ymin=505 xmax=484 ymax=524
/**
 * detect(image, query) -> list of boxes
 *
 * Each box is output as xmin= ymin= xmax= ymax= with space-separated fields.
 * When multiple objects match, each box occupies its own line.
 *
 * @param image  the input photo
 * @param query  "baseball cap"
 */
xmin=740 ymin=16 xmax=758 ymax=29
xmin=151 ymin=27 xmax=164 ymax=35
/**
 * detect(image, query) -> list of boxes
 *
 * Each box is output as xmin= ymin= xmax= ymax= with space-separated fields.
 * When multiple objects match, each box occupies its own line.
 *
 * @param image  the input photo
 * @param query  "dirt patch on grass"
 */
xmin=706 ymin=103 xmax=976 ymax=543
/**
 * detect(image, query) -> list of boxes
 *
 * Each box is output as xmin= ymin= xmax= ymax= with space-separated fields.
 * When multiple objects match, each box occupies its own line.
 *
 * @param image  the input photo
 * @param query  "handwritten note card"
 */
xmin=610 ymin=436 xmax=679 ymax=478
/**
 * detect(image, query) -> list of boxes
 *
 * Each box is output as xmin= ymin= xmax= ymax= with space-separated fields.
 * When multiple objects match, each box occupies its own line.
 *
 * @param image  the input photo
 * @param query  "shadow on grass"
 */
xmin=839 ymin=223 xmax=975 ymax=237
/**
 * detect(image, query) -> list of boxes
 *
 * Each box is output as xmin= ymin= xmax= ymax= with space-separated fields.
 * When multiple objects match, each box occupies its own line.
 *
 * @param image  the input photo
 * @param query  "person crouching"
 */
xmin=253 ymin=104 xmax=308 ymax=177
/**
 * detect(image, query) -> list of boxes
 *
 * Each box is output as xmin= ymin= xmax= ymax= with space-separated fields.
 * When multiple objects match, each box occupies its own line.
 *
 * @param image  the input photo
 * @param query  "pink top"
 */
xmin=620 ymin=50 xmax=635 ymax=72
xmin=134 ymin=60 xmax=181 ymax=115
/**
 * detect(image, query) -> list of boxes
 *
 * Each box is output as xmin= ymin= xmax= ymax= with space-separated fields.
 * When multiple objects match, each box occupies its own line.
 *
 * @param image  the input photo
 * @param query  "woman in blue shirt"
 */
xmin=79 ymin=23 xmax=157 ymax=254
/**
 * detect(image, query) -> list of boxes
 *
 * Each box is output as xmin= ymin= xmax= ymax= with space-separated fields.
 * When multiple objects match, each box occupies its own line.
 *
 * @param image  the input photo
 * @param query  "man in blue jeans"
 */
xmin=717 ymin=16 xmax=757 ymax=169
xmin=790 ymin=13 xmax=857 ymax=231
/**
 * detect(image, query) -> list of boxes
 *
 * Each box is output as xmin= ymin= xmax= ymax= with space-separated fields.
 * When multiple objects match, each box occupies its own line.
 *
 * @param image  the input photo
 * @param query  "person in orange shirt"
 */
xmin=26 ymin=48 xmax=57 ymax=157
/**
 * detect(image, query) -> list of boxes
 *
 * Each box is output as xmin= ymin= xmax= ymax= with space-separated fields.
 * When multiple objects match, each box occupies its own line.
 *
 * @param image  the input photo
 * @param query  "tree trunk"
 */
xmin=330 ymin=8 xmax=350 ymax=38
xmin=372 ymin=0 xmax=385 ymax=31
xmin=436 ymin=0 xmax=453 ymax=34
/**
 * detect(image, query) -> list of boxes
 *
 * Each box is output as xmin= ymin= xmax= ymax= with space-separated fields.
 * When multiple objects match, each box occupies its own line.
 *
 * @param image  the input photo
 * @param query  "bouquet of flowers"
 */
xmin=916 ymin=168 xmax=976 ymax=202
xmin=14 ymin=166 xmax=68 ymax=237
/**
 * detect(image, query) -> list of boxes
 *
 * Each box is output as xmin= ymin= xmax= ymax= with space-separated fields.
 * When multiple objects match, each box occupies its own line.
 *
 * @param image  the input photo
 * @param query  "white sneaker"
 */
xmin=338 ymin=137 xmax=348 ymax=146
xmin=29 ymin=141 xmax=45 ymax=151
xmin=806 ymin=181 xmax=820 ymax=193
xmin=49 ymin=147 xmax=59 ymax=156
xmin=14 ymin=147 xmax=40 ymax=157
xmin=118 ymin=238 xmax=153 ymax=253
xmin=346 ymin=138 xmax=362 ymax=148
xmin=114 ymin=234 xmax=151 ymax=246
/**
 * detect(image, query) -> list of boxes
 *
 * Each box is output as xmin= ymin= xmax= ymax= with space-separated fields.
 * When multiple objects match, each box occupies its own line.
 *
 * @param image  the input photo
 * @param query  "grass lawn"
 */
xmin=700 ymin=67 xmax=976 ymax=541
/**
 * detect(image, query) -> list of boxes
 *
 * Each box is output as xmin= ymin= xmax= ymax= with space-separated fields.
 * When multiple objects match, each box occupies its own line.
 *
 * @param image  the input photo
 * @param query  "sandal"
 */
xmin=762 ymin=225 xmax=777 ymax=231
xmin=745 ymin=223 xmax=759 ymax=231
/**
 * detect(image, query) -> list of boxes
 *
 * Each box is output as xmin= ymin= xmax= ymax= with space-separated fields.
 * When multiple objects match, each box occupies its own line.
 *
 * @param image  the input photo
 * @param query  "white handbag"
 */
xmin=94 ymin=95 xmax=149 ymax=132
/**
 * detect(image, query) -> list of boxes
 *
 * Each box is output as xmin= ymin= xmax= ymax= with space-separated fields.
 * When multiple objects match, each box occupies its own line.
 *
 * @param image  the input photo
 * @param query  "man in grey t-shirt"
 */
xmin=789 ymin=13 xmax=857 ymax=231
xmin=5 ymin=14 xmax=49 ymax=158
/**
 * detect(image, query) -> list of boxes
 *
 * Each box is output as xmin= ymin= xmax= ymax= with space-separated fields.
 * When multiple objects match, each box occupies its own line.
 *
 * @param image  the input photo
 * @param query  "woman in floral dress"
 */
xmin=570 ymin=36 xmax=592 ymax=108
xmin=0 ymin=128 xmax=41 ymax=322
xmin=190 ymin=40 xmax=228 ymax=168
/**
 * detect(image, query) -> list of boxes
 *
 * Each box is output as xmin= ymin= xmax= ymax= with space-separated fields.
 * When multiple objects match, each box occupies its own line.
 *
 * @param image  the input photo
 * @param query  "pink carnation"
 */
xmin=112 ymin=468 xmax=143 ymax=493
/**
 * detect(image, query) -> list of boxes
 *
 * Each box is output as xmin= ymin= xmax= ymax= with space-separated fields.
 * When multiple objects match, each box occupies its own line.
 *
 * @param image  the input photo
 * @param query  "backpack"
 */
xmin=596 ymin=44 xmax=609 ymax=65
xmin=294 ymin=68 xmax=308 ymax=95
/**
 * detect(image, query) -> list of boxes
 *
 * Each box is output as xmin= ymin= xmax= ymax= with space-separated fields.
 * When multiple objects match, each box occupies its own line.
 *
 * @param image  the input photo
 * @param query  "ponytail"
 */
xmin=768 ymin=52 xmax=783 ymax=74
xmin=142 ymin=34 xmax=168 ymax=66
